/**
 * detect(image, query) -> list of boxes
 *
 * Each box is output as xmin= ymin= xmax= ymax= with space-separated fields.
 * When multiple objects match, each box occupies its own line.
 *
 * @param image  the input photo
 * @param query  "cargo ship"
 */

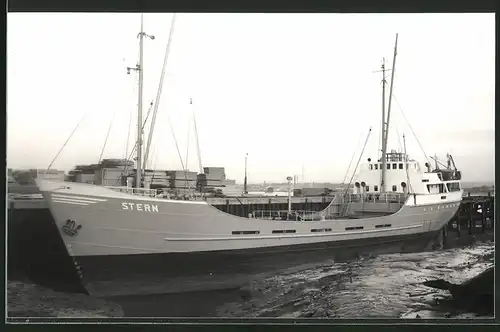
xmin=35 ymin=26 xmax=463 ymax=297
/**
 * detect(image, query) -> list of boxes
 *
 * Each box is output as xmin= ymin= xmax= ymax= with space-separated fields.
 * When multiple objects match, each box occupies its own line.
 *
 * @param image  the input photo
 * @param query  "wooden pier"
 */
xmin=448 ymin=194 xmax=494 ymax=235
xmin=436 ymin=193 xmax=495 ymax=249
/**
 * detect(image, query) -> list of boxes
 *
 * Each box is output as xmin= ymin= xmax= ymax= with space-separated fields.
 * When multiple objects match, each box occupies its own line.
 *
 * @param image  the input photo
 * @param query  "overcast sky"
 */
xmin=7 ymin=13 xmax=494 ymax=183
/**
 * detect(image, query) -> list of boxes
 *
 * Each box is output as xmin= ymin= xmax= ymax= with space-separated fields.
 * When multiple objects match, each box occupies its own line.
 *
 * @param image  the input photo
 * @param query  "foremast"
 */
xmin=127 ymin=14 xmax=155 ymax=189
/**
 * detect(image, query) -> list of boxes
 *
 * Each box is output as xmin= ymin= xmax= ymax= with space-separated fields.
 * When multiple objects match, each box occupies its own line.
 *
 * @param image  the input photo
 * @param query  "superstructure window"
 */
xmin=345 ymin=226 xmax=364 ymax=231
xmin=369 ymin=164 xmax=373 ymax=170
xmin=427 ymin=184 xmax=445 ymax=194
xmin=374 ymin=164 xmax=378 ymax=170
xmin=446 ymin=182 xmax=461 ymax=192
xmin=311 ymin=228 xmax=332 ymax=233
xmin=232 ymin=230 xmax=260 ymax=235
xmin=387 ymin=164 xmax=391 ymax=170
xmin=366 ymin=186 xmax=370 ymax=192
xmin=399 ymin=163 xmax=404 ymax=169
xmin=374 ymin=185 xmax=379 ymax=192
xmin=392 ymin=185 xmax=397 ymax=192
xmin=392 ymin=163 xmax=397 ymax=169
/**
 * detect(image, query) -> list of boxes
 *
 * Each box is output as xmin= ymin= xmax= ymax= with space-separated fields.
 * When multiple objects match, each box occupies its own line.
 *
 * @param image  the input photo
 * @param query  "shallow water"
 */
xmin=111 ymin=242 xmax=494 ymax=319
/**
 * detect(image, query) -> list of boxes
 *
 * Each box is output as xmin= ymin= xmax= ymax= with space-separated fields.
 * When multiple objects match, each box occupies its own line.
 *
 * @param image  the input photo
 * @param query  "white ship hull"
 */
xmin=36 ymin=179 xmax=462 ymax=297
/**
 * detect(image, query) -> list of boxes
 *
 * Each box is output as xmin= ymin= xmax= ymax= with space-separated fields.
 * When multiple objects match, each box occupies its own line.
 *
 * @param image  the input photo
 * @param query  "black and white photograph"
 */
xmin=6 ymin=11 xmax=495 ymax=320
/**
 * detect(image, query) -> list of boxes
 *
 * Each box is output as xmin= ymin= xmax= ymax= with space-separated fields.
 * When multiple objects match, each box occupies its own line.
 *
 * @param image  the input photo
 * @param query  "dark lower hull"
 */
xmin=7 ymin=208 xmax=87 ymax=294
xmin=76 ymin=230 xmax=441 ymax=297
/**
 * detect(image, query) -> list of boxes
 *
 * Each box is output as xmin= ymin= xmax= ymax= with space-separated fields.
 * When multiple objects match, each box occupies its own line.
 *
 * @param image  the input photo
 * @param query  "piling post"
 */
xmin=435 ymin=228 xmax=444 ymax=250
xmin=482 ymin=201 xmax=486 ymax=233
xmin=491 ymin=198 xmax=495 ymax=231
xmin=8 ymin=200 xmax=14 ymax=223
xmin=286 ymin=176 xmax=292 ymax=217
xmin=268 ymin=198 xmax=272 ymax=218
xmin=468 ymin=203 xmax=473 ymax=235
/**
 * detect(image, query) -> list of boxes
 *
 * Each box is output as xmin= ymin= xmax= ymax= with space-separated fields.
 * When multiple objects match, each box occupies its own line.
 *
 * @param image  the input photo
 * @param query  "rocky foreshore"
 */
xmin=7 ymin=280 xmax=123 ymax=318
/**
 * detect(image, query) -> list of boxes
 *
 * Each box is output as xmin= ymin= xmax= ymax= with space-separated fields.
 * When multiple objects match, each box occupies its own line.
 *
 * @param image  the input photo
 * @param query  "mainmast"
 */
xmin=380 ymin=33 xmax=398 ymax=193
xmin=127 ymin=14 xmax=155 ymax=189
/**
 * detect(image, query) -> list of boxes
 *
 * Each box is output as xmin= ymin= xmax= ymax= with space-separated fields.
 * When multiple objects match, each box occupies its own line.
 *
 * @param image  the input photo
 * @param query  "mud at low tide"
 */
xmin=107 ymin=242 xmax=493 ymax=319
xmin=7 ymin=279 xmax=123 ymax=318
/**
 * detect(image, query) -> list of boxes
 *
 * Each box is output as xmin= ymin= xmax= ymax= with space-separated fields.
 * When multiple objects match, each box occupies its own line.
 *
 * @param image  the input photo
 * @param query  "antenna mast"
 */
xmin=381 ymin=33 xmax=398 ymax=193
xmin=403 ymin=133 xmax=412 ymax=193
xmin=380 ymin=58 xmax=388 ymax=193
xmin=244 ymin=153 xmax=248 ymax=194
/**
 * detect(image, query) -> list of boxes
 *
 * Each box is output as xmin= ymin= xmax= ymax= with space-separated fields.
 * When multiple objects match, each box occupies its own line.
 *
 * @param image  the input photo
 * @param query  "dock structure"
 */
xmin=448 ymin=194 xmax=495 ymax=235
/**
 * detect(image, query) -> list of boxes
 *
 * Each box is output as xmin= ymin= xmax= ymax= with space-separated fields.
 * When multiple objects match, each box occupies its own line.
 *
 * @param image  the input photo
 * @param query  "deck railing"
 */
xmin=341 ymin=192 xmax=407 ymax=204
xmin=105 ymin=186 xmax=207 ymax=200
xmin=336 ymin=192 xmax=408 ymax=217
xmin=105 ymin=186 xmax=159 ymax=197
xmin=251 ymin=210 xmax=325 ymax=221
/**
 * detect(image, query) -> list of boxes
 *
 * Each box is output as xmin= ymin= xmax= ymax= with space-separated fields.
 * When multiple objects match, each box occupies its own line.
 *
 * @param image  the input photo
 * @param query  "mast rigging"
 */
xmin=143 ymin=13 xmax=177 ymax=170
xmin=192 ymin=98 xmax=204 ymax=174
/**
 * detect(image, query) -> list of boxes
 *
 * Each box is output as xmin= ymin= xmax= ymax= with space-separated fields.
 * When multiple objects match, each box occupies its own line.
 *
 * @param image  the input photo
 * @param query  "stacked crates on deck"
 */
xmin=167 ymin=170 xmax=198 ymax=195
xmin=144 ymin=169 xmax=170 ymax=190
xmin=76 ymin=172 xmax=98 ymax=184
xmin=97 ymin=167 xmax=128 ymax=187
xmin=100 ymin=159 xmax=134 ymax=169
xmin=69 ymin=159 xmax=133 ymax=186
xmin=95 ymin=159 xmax=133 ymax=186
xmin=69 ymin=164 xmax=99 ymax=184
xmin=198 ymin=167 xmax=226 ymax=192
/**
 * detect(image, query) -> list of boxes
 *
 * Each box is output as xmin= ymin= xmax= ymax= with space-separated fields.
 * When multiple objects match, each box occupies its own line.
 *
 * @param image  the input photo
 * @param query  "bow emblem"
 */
xmin=62 ymin=219 xmax=82 ymax=236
